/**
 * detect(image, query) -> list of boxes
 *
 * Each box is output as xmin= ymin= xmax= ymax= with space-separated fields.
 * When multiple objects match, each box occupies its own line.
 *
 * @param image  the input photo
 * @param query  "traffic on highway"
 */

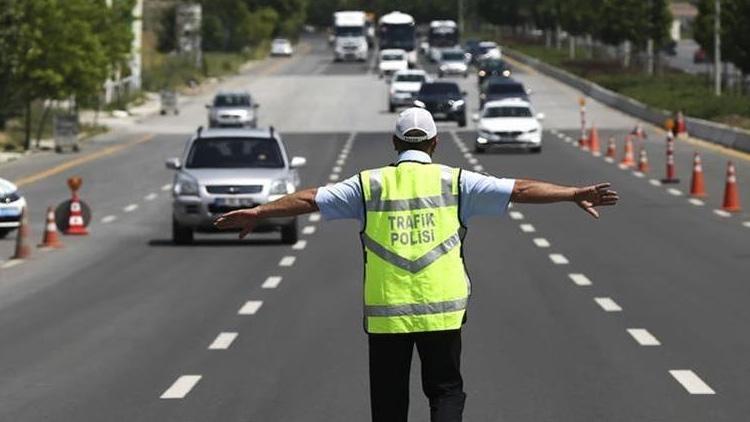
xmin=0 ymin=2 xmax=749 ymax=421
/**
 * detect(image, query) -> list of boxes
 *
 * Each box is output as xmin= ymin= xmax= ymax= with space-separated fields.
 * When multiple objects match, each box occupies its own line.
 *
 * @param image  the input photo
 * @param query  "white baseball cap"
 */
xmin=394 ymin=107 xmax=437 ymax=143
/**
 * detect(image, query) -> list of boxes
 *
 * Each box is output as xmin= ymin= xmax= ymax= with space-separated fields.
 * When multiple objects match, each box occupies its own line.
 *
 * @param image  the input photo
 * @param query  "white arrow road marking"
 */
xmin=548 ymin=254 xmax=569 ymax=264
xmin=568 ymin=273 xmax=592 ymax=286
xmin=594 ymin=297 xmax=622 ymax=312
xmin=262 ymin=276 xmax=283 ymax=289
xmin=160 ymin=375 xmax=202 ymax=399
xmin=238 ymin=300 xmax=263 ymax=315
xmin=627 ymin=328 xmax=661 ymax=346
xmin=669 ymin=370 xmax=716 ymax=395
xmin=208 ymin=332 xmax=238 ymax=350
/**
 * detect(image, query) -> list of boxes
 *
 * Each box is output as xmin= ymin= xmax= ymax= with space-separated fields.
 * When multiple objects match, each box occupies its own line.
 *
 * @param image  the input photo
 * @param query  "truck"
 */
xmin=333 ymin=11 xmax=369 ymax=62
xmin=427 ymin=20 xmax=460 ymax=62
xmin=378 ymin=11 xmax=417 ymax=67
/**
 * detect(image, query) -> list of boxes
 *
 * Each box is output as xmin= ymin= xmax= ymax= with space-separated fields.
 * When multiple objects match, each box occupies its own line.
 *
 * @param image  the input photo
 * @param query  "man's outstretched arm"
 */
xmin=214 ymin=188 xmax=319 ymax=238
xmin=510 ymin=179 xmax=619 ymax=219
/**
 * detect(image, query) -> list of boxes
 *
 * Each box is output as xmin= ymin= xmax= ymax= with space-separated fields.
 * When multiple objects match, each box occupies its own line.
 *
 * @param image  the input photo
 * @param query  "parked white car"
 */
xmin=388 ymin=69 xmax=429 ymax=112
xmin=270 ymin=38 xmax=293 ymax=56
xmin=0 ymin=178 xmax=27 ymax=238
xmin=474 ymin=99 xmax=544 ymax=153
xmin=378 ymin=49 xmax=408 ymax=78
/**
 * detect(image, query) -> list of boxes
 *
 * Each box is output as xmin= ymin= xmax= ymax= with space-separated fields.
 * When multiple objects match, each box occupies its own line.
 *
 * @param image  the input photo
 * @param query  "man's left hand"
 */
xmin=573 ymin=183 xmax=619 ymax=219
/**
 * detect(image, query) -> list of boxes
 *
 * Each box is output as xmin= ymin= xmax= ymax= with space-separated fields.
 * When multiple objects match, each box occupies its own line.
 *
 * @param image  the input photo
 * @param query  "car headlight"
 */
xmin=439 ymin=64 xmax=448 ymax=71
xmin=450 ymin=99 xmax=465 ymax=109
xmin=269 ymin=179 xmax=290 ymax=195
xmin=502 ymin=70 xmax=511 ymax=77
xmin=478 ymin=70 xmax=486 ymax=77
xmin=174 ymin=173 xmax=199 ymax=196
xmin=0 ymin=191 xmax=21 ymax=204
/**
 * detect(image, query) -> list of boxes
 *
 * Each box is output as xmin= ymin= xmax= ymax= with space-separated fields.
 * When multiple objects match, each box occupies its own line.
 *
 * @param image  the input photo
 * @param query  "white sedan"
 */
xmin=270 ymin=38 xmax=293 ymax=56
xmin=474 ymin=99 xmax=544 ymax=153
xmin=378 ymin=49 xmax=408 ymax=78
xmin=0 ymin=178 xmax=27 ymax=238
xmin=388 ymin=69 xmax=429 ymax=112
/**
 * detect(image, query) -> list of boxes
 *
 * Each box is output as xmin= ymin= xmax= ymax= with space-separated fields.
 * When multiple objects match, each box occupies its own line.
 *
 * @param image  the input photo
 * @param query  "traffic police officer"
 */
xmin=215 ymin=107 xmax=619 ymax=422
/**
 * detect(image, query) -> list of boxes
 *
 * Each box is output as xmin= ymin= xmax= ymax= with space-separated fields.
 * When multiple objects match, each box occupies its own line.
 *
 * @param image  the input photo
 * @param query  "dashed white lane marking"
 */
xmin=549 ymin=253 xmax=569 ymax=264
xmin=144 ymin=192 xmax=158 ymax=201
xmin=302 ymin=225 xmax=316 ymax=235
xmin=594 ymin=297 xmax=622 ymax=312
xmin=123 ymin=204 xmax=139 ymax=212
xmin=688 ymin=198 xmax=705 ymax=206
xmin=713 ymin=209 xmax=732 ymax=218
xmin=669 ymin=370 xmax=716 ymax=395
xmin=336 ymin=159 xmax=345 ymax=166
xmin=101 ymin=215 xmax=117 ymax=224
xmin=238 ymin=300 xmax=263 ymax=315
xmin=292 ymin=240 xmax=307 ymax=250
xmin=262 ymin=276 xmax=283 ymax=289
xmin=473 ymin=165 xmax=484 ymax=172
xmin=519 ymin=223 xmax=535 ymax=233
xmin=667 ymin=188 xmax=683 ymax=196
xmin=568 ymin=273 xmax=592 ymax=286
xmin=279 ymin=256 xmax=296 ymax=267
xmin=632 ymin=171 xmax=645 ymax=178
xmin=329 ymin=174 xmax=340 ymax=182
xmin=532 ymin=238 xmax=550 ymax=248
xmin=509 ymin=211 xmax=524 ymax=220
xmin=743 ymin=221 xmax=750 ymax=228
xmin=309 ymin=213 xmax=321 ymax=222
xmin=1 ymin=259 xmax=23 ymax=269
xmin=161 ymin=183 xmax=172 ymax=191
xmin=208 ymin=332 xmax=238 ymax=350
xmin=332 ymin=166 xmax=342 ymax=173
xmin=649 ymin=179 xmax=662 ymax=186
xmin=160 ymin=375 xmax=202 ymax=399
xmin=463 ymin=152 xmax=472 ymax=158
xmin=338 ymin=153 xmax=348 ymax=160
xmin=627 ymin=328 xmax=661 ymax=346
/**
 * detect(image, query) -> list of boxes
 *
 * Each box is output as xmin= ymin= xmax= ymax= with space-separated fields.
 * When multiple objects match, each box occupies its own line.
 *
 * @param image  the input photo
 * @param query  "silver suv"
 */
xmin=206 ymin=91 xmax=259 ymax=128
xmin=165 ymin=127 xmax=306 ymax=244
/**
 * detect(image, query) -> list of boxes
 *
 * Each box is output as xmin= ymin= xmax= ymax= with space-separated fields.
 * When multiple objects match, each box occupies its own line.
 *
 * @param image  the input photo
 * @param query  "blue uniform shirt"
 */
xmin=314 ymin=150 xmax=515 ymax=226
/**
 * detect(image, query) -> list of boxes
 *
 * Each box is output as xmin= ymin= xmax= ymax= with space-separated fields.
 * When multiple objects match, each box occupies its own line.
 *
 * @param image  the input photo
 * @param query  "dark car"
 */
xmin=414 ymin=81 xmax=467 ymax=127
xmin=477 ymin=58 xmax=511 ymax=86
xmin=464 ymin=39 xmax=481 ymax=62
xmin=479 ymin=78 xmax=529 ymax=108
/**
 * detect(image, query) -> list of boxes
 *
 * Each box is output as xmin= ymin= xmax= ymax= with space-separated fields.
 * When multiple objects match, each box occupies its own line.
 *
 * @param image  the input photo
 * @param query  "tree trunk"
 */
xmin=555 ymin=24 xmax=562 ymax=50
xmin=586 ymin=34 xmax=593 ymax=59
xmin=646 ymin=38 xmax=654 ymax=75
xmin=24 ymin=100 xmax=32 ymax=151
xmin=569 ymin=36 xmax=576 ymax=59
xmin=35 ymin=102 xmax=51 ymax=149
xmin=622 ymin=40 xmax=631 ymax=68
xmin=545 ymin=30 xmax=552 ymax=48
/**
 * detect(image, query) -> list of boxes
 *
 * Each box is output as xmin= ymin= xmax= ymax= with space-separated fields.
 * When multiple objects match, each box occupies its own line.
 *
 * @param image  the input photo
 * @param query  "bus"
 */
xmin=378 ymin=11 xmax=417 ymax=66
xmin=428 ymin=20 xmax=460 ymax=62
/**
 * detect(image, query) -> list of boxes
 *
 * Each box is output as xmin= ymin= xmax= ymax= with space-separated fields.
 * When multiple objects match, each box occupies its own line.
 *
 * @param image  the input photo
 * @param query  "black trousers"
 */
xmin=368 ymin=329 xmax=466 ymax=422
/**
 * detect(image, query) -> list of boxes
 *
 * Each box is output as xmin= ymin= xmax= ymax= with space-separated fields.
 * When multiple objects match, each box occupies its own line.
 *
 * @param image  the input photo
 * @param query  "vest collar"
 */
xmin=397 ymin=150 xmax=432 ymax=164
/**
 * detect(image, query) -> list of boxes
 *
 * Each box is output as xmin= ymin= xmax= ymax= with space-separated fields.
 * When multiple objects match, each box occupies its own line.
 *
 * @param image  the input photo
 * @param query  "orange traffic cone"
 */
xmin=661 ymin=135 xmax=680 ymax=184
xmin=637 ymin=148 xmax=650 ymax=173
xmin=589 ymin=126 xmax=601 ymax=156
xmin=689 ymin=153 xmax=706 ymax=197
xmin=675 ymin=111 xmax=688 ymax=139
xmin=65 ymin=193 xmax=88 ymax=235
xmin=11 ymin=208 xmax=31 ymax=260
xmin=579 ymin=132 xmax=589 ymax=150
xmin=38 ymin=206 xmax=63 ymax=248
xmin=721 ymin=161 xmax=741 ymax=212
xmin=620 ymin=136 xmax=635 ymax=167
xmin=605 ymin=137 xmax=616 ymax=159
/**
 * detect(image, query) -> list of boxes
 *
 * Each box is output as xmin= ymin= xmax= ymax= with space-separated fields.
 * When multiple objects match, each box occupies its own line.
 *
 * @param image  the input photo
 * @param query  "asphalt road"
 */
xmin=0 ymin=33 xmax=748 ymax=421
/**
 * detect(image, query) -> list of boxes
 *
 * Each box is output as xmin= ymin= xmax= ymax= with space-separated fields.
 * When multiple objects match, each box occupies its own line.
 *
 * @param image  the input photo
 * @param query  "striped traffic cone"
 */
xmin=689 ymin=153 xmax=706 ymax=197
xmin=38 ymin=206 xmax=63 ymax=248
xmin=661 ymin=135 xmax=680 ymax=184
xmin=721 ymin=161 xmax=741 ymax=212
xmin=65 ymin=193 xmax=88 ymax=235
xmin=637 ymin=148 xmax=650 ymax=173
xmin=620 ymin=136 xmax=635 ymax=167
xmin=605 ymin=137 xmax=616 ymax=160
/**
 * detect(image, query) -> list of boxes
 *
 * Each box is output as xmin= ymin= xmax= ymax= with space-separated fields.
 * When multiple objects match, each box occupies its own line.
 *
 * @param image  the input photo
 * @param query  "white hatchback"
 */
xmin=378 ymin=49 xmax=408 ymax=78
xmin=474 ymin=99 xmax=545 ymax=153
xmin=0 ymin=178 xmax=27 ymax=238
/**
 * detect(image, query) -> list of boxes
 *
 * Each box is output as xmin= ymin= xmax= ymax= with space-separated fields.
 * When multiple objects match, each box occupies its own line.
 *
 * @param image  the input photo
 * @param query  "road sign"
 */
xmin=53 ymin=115 xmax=80 ymax=153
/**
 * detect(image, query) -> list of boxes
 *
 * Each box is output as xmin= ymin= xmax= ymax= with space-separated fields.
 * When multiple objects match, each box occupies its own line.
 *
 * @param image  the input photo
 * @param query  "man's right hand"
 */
xmin=214 ymin=209 xmax=259 ymax=239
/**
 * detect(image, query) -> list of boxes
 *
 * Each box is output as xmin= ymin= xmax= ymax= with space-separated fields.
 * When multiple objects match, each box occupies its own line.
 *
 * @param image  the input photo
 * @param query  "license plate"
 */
xmin=215 ymin=198 xmax=254 ymax=207
xmin=499 ymin=137 xmax=518 ymax=143
xmin=433 ymin=112 xmax=447 ymax=118
xmin=0 ymin=207 xmax=20 ymax=217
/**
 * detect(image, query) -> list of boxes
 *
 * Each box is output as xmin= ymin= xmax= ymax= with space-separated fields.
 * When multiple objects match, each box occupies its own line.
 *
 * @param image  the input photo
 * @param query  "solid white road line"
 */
xmin=669 ymin=370 xmax=716 ymax=395
xmin=208 ymin=332 xmax=238 ymax=350
xmin=532 ymin=238 xmax=550 ymax=248
xmin=649 ymin=179 xmax=662 ymax=186
xmin=292 ymin=240 xmax=307 ymax=250
xmin=161 ymin=183 xmax=172 ymax=191
xmin=309 ymin=213 xmax=321 ymax=222
xmin=262 ymin=276 xmax=283 ymax=289
xmin=594 ymin=297 xmax=622 ymax=312
xmin=1 ymin=259 xmax=23 ymax=269
xmin=667 ymin=188 xmax=683 ymax=196
xmin=627 ymin=328 xmax=661 ymax=346
xmin=713 ymin=209 xmax=732 ymax=218
xmin=509 ymin=211 xmax=524 ymax=220
xmin=519 ymin=223 xmax=535 ymax=233
xmin=238 ymin=300 xmax=263 ymax=315
xmin=101 ymin=215 xmax=117 ymax=224
xmin=548 ymin=254 xmax=569 ymax=264
xmin=160 ymin=375 xmax=202 ymax=399
xmin=302 ymin=225 xmax=316 ymax=235
xmin=568 ymin=273 xmax=592 ymax=286
xmin=279 ymin=256 xmax=296 ymax=267
xmin=144 ymin=192 xmax=158 ymax=201
xmin=123 ymin=204 xmax=139 ymax=212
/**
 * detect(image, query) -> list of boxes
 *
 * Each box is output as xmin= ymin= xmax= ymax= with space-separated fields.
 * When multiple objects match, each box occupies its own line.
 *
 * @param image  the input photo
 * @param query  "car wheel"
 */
xmin=172 ymin=217 xmax=193 ymax=245
xmin=530 ymin=146 xmax=542 ymax=154
xmin=0 ymin=228 xmax=12 ymax=239
xmin=458 ymin=117 xmax=467 ymax=127
xmin=388 ymin=103 xmax=395 ymax=113
xmin=281 ymin=219 xmax=298 ymax=244
xmin=438 ymin=71 xmax=444 ymax=78
xmin=160 ymin=110 xmax=166 ymax=116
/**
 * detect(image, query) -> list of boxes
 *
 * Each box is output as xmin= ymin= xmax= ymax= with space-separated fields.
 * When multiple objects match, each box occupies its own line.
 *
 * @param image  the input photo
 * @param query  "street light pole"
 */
xmin=714 ymin=0 xmax=721 ymax=96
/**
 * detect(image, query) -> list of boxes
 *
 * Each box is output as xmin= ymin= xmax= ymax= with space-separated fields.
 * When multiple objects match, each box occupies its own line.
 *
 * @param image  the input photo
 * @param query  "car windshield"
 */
xmin=442 ymin=52 xmax=465 ymax=61
xmin=478 ymin=44 xmax=497 ymax=54
xmin=395 ymin=74 xmax=425 ymax=82
xmin=382 ymin=53 xmax=403 ymax=61
xmin=419 ymin=83 xmax=459 ymax=95
xmin=488 ymin=83 xmax=525 ymax=95
xmin=186 ymin=138 xmax=284 ymax=169
xmin=214 ymin=94 xmax=251 ymax=107
xmin=481 ymin=59 xmax=506 ymax=70
xmin=273 ymin=39 xmax=288 ymax=45
xmin=335 ymin=26 xmax=364 ymax=37
xmin=484 ymin=106 xmax=532 ymax=118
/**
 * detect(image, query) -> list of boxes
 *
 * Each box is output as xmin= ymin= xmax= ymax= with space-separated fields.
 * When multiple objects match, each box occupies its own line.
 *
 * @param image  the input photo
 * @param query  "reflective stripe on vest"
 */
xmin=360 ymin=163 xmax=469 ymax=334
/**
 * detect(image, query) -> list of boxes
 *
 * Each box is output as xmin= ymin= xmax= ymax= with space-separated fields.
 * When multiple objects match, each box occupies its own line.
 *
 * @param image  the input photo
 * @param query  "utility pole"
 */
xmin=714 ymin=0 xmax=721 ymax=96
xmin=458 ymin=0 xmax=464 ymax=34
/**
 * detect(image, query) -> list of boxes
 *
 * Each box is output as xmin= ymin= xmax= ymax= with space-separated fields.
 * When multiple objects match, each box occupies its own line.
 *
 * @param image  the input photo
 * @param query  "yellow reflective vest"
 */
xmin=359 ymin=162 xmax=469 ymax=334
